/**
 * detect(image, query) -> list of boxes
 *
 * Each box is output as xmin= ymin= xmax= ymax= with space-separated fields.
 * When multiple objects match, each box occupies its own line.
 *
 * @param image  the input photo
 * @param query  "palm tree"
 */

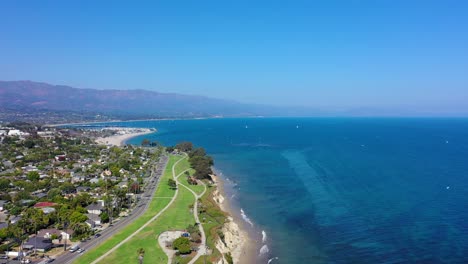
xmin=137 ymin=248 xmax=145 ymax=264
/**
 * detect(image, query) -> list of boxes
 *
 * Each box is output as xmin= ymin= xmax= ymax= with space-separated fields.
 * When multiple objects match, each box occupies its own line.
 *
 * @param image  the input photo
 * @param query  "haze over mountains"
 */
xmin=1 ymin=81 xmax=465 ymax=121
xmin=1 ymin=80 xmax=315 ymax=119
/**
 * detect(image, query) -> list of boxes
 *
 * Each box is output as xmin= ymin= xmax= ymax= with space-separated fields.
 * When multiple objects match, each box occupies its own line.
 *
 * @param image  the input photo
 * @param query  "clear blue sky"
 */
xmin=1 ymin=1 xmax=468 ymax=115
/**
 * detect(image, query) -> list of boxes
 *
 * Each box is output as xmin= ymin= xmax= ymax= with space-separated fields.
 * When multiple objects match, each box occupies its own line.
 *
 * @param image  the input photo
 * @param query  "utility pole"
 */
xmin=63 ymin=221 xmax=68 ymax=251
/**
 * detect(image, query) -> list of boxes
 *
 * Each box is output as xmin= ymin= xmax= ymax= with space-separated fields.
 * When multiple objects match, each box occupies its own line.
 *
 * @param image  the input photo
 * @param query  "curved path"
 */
xmin=176 ymin=173 xmax=208 ymax=264
xmin=91 ymin=156 xmax=186 ymax=264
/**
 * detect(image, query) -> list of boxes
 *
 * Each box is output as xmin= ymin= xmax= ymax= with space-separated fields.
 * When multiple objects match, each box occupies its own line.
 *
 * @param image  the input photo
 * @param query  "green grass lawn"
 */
xmin=178 ymin=171 xmax=206 ymax=196
xmin=174 ymin=156 xmax=190 ymax=176
xmin=99 ymin=186 xmax=196 ymax=263
xmin=74 ymin=155 xmax=183 ymax=264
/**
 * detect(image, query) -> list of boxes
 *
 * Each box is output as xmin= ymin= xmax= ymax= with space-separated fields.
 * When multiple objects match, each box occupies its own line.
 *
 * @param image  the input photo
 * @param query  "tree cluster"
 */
xmin=188 ymin=147 xmax=213 ymax=180
xmin=175 ymin=142 xmax=193 ymax=152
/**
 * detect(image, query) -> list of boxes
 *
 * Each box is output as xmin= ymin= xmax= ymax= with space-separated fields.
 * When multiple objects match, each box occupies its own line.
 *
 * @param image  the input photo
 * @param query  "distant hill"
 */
xmin=0 ymin=80 xmax=295 ymax=119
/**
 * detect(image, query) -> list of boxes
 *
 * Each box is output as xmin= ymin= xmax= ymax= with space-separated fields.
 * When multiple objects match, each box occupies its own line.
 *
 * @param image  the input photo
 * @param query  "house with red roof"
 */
xmin=33 ymin=202 xmax=57 ymax=208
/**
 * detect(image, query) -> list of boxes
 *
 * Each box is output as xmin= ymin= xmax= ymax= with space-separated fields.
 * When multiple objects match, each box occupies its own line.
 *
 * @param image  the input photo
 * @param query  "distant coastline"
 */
xmin=95 ymin=128 xmax=155 ymax=146
xmin=46 ymin=116 xmax=217 ymax=128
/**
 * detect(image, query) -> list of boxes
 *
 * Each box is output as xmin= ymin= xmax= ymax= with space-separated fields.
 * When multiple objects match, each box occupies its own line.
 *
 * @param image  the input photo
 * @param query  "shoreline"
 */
xmin=211 ymin=173 xmax=258 ymax=264
xmin=95 ymin=129 xmax=154 ymax=146
xmin=45 ymin=116 xmax=215 ymax=128
xmin=79 ymin=122 xmax=257 ymax=263
xmin=45 ymin=115 xmax=275 ymax=128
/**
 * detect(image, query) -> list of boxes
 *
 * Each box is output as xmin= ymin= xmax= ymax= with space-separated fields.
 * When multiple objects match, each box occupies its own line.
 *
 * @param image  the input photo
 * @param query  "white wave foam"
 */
xmin=267 ymin=257 xmax=279 ymax=264
xmin=240 ymin=209 xmax=254 ymax=227
xmin=259 ymin=244 xmax=269 ymax=256
xmin=262 ymin=230 xmax=267 ymax=243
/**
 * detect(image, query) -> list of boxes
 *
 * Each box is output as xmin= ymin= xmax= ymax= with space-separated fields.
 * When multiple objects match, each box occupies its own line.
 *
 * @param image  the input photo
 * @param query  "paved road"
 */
xmin=90 ymin=156 xmax=186 ymax=264
xmin=55 ymin=155 xmax=169 ymax=264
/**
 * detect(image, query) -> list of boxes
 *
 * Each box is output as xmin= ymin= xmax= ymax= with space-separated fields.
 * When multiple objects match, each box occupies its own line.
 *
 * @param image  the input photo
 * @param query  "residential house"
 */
xmin=86 ymin=201 xmax=104 ymax=215
xmin=41 ymin=207 xmax=56 ymax=214
xmin=61 ymin=229 xmax=73 ymax=240
xmin=85 ymin=213 xmax=101 ymax=226
xmin=24 ymin=236 xmax=53 ymax=252
xmin=54 ymin=155 xmax=66 ymax=162
xmin=37 ymin=229 xmax=62 ymax=240
xmin=85 ymin=219 xmax=96 ymax=229
xmin=34 ymin=202 xmax=57 ymax=208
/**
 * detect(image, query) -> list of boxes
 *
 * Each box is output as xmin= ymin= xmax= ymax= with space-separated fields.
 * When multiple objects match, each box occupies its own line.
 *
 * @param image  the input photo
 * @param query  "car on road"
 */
xmin=20 ymin=259 xmax=31 ymax=263
xmin=77 ymin=248 xmax=85 ymax=253
xmin=38 ymin=258 xmax=54 ymax=264
xmin=69 ymin=246 xmax=80 ymax=252
xmin=94 ymin=233 xmax=101 ymax=238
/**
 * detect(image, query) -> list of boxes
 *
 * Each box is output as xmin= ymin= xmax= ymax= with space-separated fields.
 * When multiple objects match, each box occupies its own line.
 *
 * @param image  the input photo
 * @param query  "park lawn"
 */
xmin=97 ymin=186 xmax=196 ymax=263
xmin=74 ymin=155 xmax=183 ymax=264
xmin=178 ymin=172 xmax=206 ymax=196
xmin=174 ymin=156 xmax=191 ymax=177
xmin=153 ymin=156 xmax=181 ymax=198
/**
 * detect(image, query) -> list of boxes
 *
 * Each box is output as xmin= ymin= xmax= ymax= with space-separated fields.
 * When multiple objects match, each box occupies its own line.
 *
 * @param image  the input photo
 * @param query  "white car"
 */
xmin=69 ymin=246 xmax=80 ymax=252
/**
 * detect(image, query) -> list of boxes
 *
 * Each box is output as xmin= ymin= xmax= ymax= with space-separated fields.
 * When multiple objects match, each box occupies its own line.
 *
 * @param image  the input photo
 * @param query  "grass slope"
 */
xmin=74 ymin=155 xmax=181 ymax=264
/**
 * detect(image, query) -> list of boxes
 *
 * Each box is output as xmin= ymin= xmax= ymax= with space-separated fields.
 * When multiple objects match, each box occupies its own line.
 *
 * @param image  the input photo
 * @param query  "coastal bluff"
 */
xmin=212 ymin=188 xmax=247 ymax=264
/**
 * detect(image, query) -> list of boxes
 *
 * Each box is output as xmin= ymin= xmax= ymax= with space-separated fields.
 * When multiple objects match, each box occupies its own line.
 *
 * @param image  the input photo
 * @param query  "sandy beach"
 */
xmin=95 ymin=129 xmax=154 ymax=146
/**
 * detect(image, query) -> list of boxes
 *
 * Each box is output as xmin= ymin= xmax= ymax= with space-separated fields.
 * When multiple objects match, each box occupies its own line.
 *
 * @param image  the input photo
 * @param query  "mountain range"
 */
xmin=2 ymin=81 xmax=463 ymax=123
xmin=1 ymin=80 xmax=315 ymax=119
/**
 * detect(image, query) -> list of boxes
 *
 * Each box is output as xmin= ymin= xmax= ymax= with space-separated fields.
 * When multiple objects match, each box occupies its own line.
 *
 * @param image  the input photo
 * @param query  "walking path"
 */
xmin=90 ymin=156 xmax=186 ymax=264
xmin=158 ymin=161 xmax=208 ymax=264
xmin=176 ymin=174 xmax=208 ymax=264
xmin=158 ymin=230 xmax=183 ymax=264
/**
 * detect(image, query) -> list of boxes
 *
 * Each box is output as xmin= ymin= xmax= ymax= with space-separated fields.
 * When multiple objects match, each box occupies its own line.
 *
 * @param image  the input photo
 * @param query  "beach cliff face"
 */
xmin=212 ymin=189 xmax=247 ymax=264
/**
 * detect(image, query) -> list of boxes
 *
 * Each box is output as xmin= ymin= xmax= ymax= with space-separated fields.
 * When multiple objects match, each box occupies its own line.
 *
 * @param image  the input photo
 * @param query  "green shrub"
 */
xmin=172 ymin=237 xmax=191 ymax=254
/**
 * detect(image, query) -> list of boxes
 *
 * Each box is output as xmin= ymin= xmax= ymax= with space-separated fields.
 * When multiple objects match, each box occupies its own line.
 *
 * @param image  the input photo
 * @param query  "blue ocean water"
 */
xmin=93 ymin=118 xmax=468 ymax=263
